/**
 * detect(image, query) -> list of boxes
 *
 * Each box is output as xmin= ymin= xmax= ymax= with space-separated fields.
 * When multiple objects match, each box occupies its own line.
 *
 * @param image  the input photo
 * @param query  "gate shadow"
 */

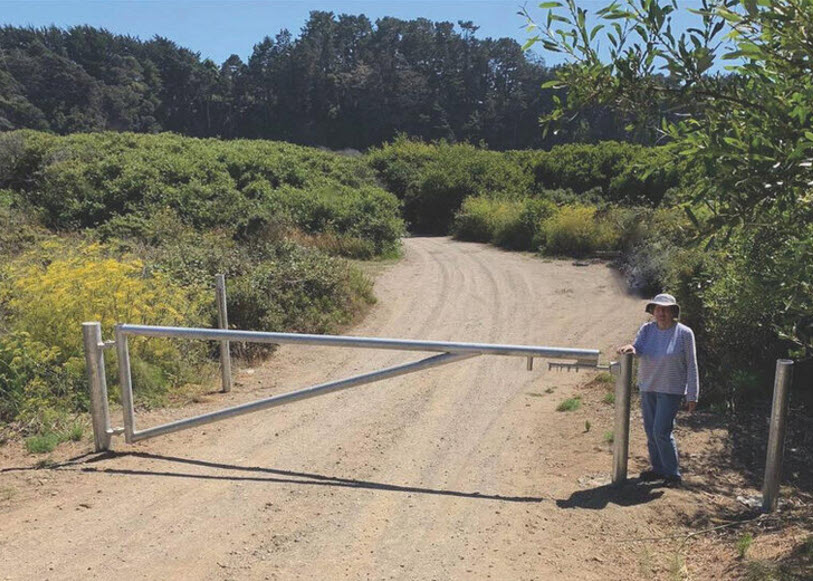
xmin=78 ymin=452 xmax=546 ymax=503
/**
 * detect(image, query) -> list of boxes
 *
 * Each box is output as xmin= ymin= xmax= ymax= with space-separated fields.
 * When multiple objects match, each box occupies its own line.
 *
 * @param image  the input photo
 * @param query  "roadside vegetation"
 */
xmin=1 ymin=1 xmax=810 ymax=468
xmin=0 ymin=131 xmax=402 ymax=439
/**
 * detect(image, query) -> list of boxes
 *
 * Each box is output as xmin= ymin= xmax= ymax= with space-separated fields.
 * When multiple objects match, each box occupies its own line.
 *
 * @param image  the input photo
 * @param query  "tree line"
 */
xmin=0 ymin=13 xmax=629 ymax=149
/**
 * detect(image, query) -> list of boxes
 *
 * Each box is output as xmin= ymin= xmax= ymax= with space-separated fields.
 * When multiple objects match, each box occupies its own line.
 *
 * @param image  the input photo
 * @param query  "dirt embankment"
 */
xmin=1 ymin=237 xmax=807 ymax=580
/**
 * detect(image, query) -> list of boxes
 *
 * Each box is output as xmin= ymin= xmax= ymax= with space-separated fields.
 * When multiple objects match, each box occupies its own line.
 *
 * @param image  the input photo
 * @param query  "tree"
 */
xmin=524 ymin=0 xmax=813 ymax=357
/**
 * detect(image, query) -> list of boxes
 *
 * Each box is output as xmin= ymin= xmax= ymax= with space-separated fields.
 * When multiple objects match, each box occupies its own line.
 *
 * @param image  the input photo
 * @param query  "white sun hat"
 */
xmin=645 ymin=293 xmax=680 ymax=318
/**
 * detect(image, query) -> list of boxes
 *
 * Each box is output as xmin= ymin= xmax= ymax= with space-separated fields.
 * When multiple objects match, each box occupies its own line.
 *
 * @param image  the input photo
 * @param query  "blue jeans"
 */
xmin=640 ymin=391 xmax=683 ymax=478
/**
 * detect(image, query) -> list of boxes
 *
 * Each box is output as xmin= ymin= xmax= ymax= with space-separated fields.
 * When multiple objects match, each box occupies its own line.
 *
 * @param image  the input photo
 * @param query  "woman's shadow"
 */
xmin=556 ymin=478 xmax=665 ymax=509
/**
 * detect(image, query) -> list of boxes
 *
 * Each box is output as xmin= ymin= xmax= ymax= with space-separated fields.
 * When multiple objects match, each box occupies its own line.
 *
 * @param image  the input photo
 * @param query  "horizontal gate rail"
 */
xmin=83 ymin=321 xmax=601 ymax=452
xmin=116 ymin=324 xmax=600 ymax=361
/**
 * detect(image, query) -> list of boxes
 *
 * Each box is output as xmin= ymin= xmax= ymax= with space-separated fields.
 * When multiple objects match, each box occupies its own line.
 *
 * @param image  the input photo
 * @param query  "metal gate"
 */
xmin=82 ymin=321 xmax=636 ymax=485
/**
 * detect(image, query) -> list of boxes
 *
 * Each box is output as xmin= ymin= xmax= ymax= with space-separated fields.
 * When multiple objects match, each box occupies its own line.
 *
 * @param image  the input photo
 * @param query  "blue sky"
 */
xmin=0 ymin=1 xmax=707 ymax=67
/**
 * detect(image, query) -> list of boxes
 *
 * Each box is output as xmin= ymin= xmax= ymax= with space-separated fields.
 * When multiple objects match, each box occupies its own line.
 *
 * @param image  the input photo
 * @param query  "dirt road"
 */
xmin=2 ymin=237 xmax=676 ymax=580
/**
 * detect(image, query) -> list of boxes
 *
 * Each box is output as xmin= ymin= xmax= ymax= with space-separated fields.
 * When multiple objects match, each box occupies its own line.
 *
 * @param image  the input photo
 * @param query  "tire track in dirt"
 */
xmin=0 ymin=237 xmax=651 ymax=581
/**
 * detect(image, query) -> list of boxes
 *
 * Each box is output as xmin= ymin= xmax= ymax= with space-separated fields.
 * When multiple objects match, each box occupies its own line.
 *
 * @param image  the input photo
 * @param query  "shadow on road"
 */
xmin=556 ymin=480 xmax=664 ymax=509
xmin=74 ymin=451 xmax=546 ymax=504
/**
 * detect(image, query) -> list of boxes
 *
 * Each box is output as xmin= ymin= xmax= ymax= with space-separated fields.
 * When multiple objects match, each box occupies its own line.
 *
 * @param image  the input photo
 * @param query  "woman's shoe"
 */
xmin=662 ymin=475 xmax=683 ymax=488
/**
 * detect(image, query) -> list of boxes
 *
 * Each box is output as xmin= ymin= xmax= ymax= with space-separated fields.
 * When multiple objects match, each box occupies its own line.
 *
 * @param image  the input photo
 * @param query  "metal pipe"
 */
xmin=215 ymin=274 xmax=232 ymax=393
xmin=762 ymin=359 xmax=794 ymax=512
xmin=131 ymin=352 xmax=478 ymax=442
xmin=114 ymin=325 xmax=137 ymax=443
xmin=82 ymin=322 xmax=112 ymax=452
xmin=117 ymin=324 xmax=600 ymax=362
xmin=612 ymin=352 xmax=633 ymax=486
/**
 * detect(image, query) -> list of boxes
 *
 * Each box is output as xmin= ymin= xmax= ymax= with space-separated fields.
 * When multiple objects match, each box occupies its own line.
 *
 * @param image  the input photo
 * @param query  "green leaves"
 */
xmin=524 ymin=0 xmax=813 ymax=363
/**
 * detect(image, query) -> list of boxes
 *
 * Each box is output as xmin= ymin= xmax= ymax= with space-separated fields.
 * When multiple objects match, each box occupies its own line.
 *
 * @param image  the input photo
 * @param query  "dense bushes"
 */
xmin=0 ymin=132 xmax=395 ymax=436
xmin=542 ymin=206 xmax=621 ymax=256
xmin=658 ymin=220 xmax=813 ymax=406
xmin=0 ymin=241 xmax=211 ymax=429
xmin=531 ymin=142 xmax=682 ymax=205
xmin=369 ymin=137 xmax=532 ymax=233
xmin=0 ymin=131 xmax=404 ymax=257
xmin=452 ymin=196 xmax=556 ymax=251
xmin=453 ymin=197 xmax=645 ymax=257
xmin=369 ymin=137 xmax=681 ymax=235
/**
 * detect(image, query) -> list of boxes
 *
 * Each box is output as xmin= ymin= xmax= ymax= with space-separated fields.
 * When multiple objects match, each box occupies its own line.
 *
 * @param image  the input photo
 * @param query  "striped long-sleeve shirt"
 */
xmin=632 ymin=322 xmax=699 ymax=402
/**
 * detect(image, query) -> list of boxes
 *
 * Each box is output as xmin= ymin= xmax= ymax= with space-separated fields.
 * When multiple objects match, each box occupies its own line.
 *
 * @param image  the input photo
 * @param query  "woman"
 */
xmin=618 ymin=293 xmax=698 ymax=486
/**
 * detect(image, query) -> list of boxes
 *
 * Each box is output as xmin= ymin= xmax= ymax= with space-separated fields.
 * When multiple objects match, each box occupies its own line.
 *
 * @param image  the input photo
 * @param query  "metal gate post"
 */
xmin=762 ymin=359 xmax=794 ymax=512
xmin=215 ymin=274 xmax=232 ymax=393
xmin=115 ymin=324 xmax=137 ymax=443
xmin=82 ymin=322 xmax=112 ymax=452
xmin=612 ymin=352 xmax=633 ymax=486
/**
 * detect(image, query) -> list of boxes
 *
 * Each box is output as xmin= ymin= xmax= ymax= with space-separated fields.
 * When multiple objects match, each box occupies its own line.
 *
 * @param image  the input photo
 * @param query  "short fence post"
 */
xmin=82 ymin=322 xmax=112 ymax=452
xmin=612 ymin=352 xmax=633 ymax=486
xmin=762 ymin=359 xmax=794 ymax=513
xmin=216 ymin=274 xmax=232 ymax=393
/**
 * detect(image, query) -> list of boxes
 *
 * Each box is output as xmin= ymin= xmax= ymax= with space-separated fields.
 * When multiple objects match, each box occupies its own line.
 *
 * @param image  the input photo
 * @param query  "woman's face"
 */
xmin=653 ymin=304 xmax=674 ymax=328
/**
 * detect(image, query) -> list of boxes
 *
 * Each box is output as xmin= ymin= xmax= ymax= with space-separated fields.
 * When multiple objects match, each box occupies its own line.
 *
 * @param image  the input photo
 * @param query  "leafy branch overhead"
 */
xmin=523 ymin=0 xmax=813 ymax=225
xmin=524 ymin=0 xmax=813 ymax=355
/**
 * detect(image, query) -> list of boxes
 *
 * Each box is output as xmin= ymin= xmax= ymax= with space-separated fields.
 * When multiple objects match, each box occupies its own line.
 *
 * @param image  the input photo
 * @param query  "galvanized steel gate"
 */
xmin=82 ymin=320 xmax=636 ymax=485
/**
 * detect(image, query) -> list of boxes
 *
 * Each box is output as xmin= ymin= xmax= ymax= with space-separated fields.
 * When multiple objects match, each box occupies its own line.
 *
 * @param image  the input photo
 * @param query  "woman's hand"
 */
xmin=617 ymin=344 xmax=635 ymax=355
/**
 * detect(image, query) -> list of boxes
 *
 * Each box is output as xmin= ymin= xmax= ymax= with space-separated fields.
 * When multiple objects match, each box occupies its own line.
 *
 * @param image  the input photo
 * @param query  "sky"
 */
xmin=0 ymin=0 xmax=708 ymax=67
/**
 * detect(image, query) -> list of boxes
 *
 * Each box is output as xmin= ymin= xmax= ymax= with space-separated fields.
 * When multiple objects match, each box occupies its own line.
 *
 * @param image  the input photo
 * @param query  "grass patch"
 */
xmin=25 ymin=432 xmax=60 ymax=454
xmin=603 ymin=392 xmax=616 ymax=405
xmin=584 ymin=420 xmax=591 ymax=432
xmin=66 ymin=423 xmax=83 ymax=442
xmin=556 ymin=396 xmax=582 ymax=412
xmin=595 ymin=371 xmax=614 ymax=384
xmin=604 ymin=431 xmax=615 ymax=444
xmin=24 ymin=423 xmax=84 ymax=454
xmin=737 ymin=533 xmax=754 ymax=559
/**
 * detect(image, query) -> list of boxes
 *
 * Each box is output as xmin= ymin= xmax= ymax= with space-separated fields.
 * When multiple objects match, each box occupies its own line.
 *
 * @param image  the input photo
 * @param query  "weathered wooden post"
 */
xmin=215 ymin=274 xmax=233 ymax=393
xmin=612 ymin=352 xmax=633 ymax=486
xmin=762 ymin=359 xmax=793 ymax=512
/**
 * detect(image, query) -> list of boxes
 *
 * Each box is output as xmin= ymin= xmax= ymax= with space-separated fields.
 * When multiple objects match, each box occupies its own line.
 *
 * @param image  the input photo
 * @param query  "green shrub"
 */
xmin=23 ymin=423 xmax=84 ymax=454
xmin=533 ymin=141 xmax=681 ymax=205
xmin=556 ymin=397 xmax=582 ymax=412
xmin=0 ymin=131 xmax=403 ymax=257
xmin=0 ymin=240 xmax=211 ymax=426
xmin=226 ymin=240 xmax=375 ymax=358
xmin=595 ymin=372 xmax=614 ymax=384
xmin=0 ymin=189 xmax=45 ymax=257
xmin=737 ymin=533 xmax=754 ymax=559
xmin=25 ymin=432 xmax=60 ymax=454
xmin=369 ymin=137 xmax=532 ymax=233
xmin=452 ymin=196 xmax=556 ymax=251
xmin=494 ymin=198 xmax=557 ymax=251
xmin=452 ymin=196 xmax=502 ymax=242
xmin=542 ymin=206 xmax=620 ymax=257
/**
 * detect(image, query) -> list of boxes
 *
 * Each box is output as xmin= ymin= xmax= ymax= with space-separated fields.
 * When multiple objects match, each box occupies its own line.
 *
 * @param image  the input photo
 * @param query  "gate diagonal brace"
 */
xmin=83 ymin=322 xmax=601 ymax=451
xmin=127 ymin=351 xmax=478 ymax=443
